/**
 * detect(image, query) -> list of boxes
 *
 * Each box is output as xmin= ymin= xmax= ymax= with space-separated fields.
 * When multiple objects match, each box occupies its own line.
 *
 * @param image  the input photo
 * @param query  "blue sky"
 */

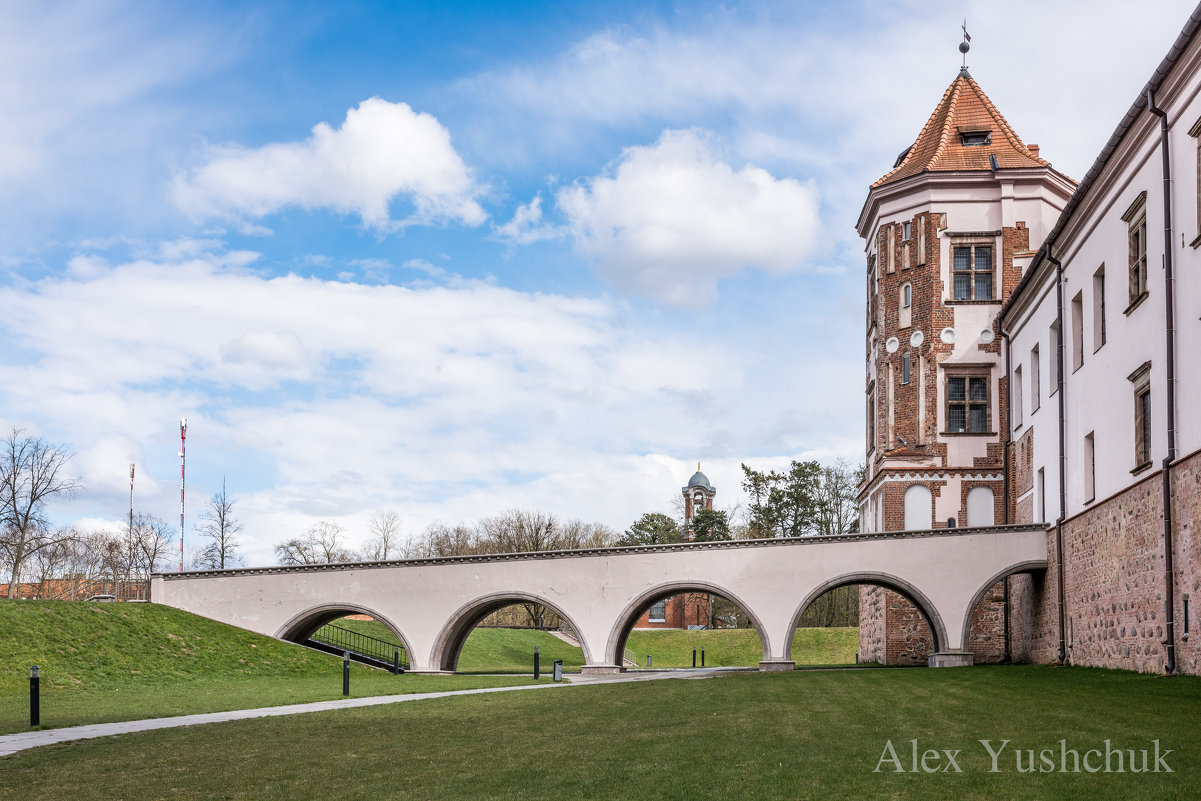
xmin=0 ymin=0 xmax=1193 ymax=564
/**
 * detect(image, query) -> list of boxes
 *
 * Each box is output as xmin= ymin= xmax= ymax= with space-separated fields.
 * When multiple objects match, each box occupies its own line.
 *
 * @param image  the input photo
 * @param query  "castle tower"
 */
xmin=857 ymin=66 xmax=1074 ymax=534
xmin=682 ymin=464 xmax=716 ymax=540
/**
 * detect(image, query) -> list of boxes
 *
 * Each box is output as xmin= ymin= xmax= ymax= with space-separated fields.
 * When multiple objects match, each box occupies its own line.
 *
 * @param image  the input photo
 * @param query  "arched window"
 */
xmin=965 ymin=487 xmax=995 ymax=527
xmin=899 ymin=282 xmax=913 ymax=328
xmin=903 ymin=484 xmax=932 ymax=531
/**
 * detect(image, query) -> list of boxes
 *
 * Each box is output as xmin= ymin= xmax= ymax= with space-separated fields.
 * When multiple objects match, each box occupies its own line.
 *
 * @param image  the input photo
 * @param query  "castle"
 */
xmin=857 ymin=8 xmax=1201 ymax=675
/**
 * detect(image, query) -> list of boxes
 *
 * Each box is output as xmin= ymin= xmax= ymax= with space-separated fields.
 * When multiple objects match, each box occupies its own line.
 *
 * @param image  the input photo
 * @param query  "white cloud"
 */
xmin=557 ymin=129 xmax=820 ymax=304
xmin=173 ymin=98 xmax=486 ymax=230
xmin=0 ymin=245 xmax=860 ymax=561
xmin=493 ymin=195 xmax=562 ymax=245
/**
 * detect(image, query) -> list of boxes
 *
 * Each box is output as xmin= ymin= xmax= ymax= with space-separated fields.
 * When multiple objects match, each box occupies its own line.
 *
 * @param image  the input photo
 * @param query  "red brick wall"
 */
xmin=632 ymin=593 xmax=711 ymax=629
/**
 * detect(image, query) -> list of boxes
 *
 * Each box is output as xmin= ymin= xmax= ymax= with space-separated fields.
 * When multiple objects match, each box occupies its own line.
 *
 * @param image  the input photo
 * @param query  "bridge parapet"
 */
xmin=151 ymin=524 xmax=1048 ymax=672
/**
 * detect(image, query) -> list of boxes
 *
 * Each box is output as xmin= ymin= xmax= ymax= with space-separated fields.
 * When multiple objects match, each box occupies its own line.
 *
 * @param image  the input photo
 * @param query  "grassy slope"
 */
xmin=0 ymin=600 xmax=533 ymax=734
xmin=1 ymin=666 xmax=1197 ymax=801
xmin=325 ymin=619 xmax=858 ymax=670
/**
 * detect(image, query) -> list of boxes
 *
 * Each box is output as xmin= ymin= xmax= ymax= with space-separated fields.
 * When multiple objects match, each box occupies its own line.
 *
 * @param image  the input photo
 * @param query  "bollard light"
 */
xmin=29 ymin=665 xmax=40 ymax=727
xmin=534 ymin=645 xmax=541 ymax=680
xmin=342 ymin=651 xmax=351 ymax=697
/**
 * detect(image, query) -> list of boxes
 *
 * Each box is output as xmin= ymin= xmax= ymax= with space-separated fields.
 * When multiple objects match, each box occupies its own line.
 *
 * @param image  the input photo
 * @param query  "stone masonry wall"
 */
xmin=1063 ymin=471 xmax=1168 ymax=672
xmin=858 ymin=585 xmax=887 ymax=663
xmin=1171 ymin=449 xmax=1201 ymax=675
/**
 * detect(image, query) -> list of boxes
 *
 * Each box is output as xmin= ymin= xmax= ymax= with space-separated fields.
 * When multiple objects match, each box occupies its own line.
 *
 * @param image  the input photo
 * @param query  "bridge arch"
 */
xmin=274 ymin=601 xmax=416 ymax=660
xmin=785 ymin=572 xmax=948 ymax=659
xmin=432 ymin=592 xmax=593 ymax=671
xmin=958 ymin=560 xmax=1047 ymax=653
xmin=605 ymin=581 xmax=771 ymax=667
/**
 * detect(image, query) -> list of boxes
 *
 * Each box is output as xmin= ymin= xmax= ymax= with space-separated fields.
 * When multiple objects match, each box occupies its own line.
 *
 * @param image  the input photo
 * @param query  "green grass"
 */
xmin=318 ymin=619 xmax=588 ymax=672
xmin=1 ymin=665 xmax=1197 ymax=800
xmin=326 ymin=618 xmax=858 ymax=670
xmin=0 ymin=600 xmax=535 ymax=734
xmin=626 ymin=626 xmax=858 ymax=667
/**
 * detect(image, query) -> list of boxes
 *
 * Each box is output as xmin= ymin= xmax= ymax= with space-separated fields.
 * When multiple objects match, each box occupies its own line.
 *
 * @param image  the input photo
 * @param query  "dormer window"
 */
xmin=959 ymin=126 xmax=991 ymax=147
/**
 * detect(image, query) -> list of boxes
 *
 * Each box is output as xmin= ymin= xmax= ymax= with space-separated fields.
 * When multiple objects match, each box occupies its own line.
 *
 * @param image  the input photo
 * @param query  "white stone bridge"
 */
xmin=151 ymin=524 xmax=1047 ymax=672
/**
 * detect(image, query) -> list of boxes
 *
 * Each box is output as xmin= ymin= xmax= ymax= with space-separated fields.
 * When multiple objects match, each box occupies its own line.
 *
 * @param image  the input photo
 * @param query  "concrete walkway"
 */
xmin=0 ymin=668 xmax=742 ymax=758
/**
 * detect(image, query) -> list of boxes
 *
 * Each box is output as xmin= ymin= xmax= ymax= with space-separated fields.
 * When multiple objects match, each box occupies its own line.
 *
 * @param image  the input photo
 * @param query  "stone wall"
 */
xmin=1007 ymin=449 xmax=1201 ymax=675
xmin=858 ymin=585 xmax=887 ymax=663
xmin=1172 ymin=449 xmax=1201 ymax=675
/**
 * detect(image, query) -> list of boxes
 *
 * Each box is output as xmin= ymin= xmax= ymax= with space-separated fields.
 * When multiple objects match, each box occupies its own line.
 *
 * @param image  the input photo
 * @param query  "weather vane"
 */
xmin=960 ymin=21 xmax=971 ymax=70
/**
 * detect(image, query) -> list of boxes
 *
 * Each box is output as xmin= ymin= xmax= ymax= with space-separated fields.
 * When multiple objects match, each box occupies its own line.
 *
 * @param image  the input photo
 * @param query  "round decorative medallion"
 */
xmin=979 ymin=328 xmax=995 ymax=344
xmin=940 ymin=328 xmax=956 ymax=344
xmin=885 ymin=336 xmax=899 ymax=354
xmin=910 ymin=330 xmax=924 ymax=347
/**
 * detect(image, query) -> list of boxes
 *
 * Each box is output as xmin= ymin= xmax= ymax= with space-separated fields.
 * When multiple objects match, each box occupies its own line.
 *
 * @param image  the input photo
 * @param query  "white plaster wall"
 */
xmin=153 ymin=529 xmax=1048 ymax=670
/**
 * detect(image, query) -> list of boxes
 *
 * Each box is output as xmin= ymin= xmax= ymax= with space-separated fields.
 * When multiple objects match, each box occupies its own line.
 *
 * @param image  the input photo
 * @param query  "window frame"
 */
xmin=1128 ymin=361 xmax=1153 ymax=474
xmin=1013 ymin=364 xmax=1023 ymax=429
xmin=1122 ymin=192 xmax=1148 ymax=313
xmin=648 ymin=599 xmax=667 ymax=624
xmin=950 ymin=240 xmax=996 ymax=302
xmin=943 ymin=366 xmax=993 ymax=435
xmin=1030 ymin=344 xmax=1041 ymax=413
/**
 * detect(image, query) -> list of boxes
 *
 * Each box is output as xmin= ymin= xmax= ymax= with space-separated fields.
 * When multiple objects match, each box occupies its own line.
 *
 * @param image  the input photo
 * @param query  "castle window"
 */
xmin=1129 ymin=361 xmax=1152 ymax=472
xmin=648 ymin=599 xmax=667 ymax=623
xmin=903 ymin=221 xmax=911 ymax=240
xmin=1084 ymin=431 xmax=1095 ymax=503
xmin=1030 ymin=344 xmax=1041 ymax=412
xmin=1013 ymin=364 xmax=1023 ymax=427
xmin=1093 ymin=265 xmax=1107 ymax=351
xmin=899 ymin=282 xmax=912 ymax=328
xmin=952 ymin=244 xmax=993 ymax=300
xmin=901 ymin=353 xmax=911 ymax=385
xmin=1071 ymin=291 xmax=1084 ymax=371
xmin=945 ymin=370 xmax=990 ymax=434
xmin=1123 ymin=192 xmax=1148 ymax=311
xmin=1191 ymin=115 xmax=1201 ymax=246
xmin=867 ymin=383 xmax=877 ymax=455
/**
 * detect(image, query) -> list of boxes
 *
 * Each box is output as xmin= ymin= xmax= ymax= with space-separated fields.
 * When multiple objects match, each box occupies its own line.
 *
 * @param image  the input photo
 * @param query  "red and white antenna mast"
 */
xmin=129 ymin=462 xmax=135 ymax=543
xmin=179 ymin=418 xmax=188 ymax=572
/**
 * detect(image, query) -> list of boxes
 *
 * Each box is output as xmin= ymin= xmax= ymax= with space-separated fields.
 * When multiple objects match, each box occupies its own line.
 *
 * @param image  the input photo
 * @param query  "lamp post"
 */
xmin=29 ymin=665 xmax=39 ymax=727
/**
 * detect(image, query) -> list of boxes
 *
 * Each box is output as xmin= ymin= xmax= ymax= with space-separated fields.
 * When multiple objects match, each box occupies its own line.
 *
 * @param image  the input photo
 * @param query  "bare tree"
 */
xmin=364 ymin=509 xmax=402 ymax=560
xmin=813 ymin=459 xmax=863 ymax=536
xmin=194 ymin=480 xmax=244 ymax=569
xmin=403 ymin=522 xmax=479 ymax=558
xmin=134 ymin=513 xmax=176 ymax=577
xmin=275 ymin=520 xmax=357 ymax=565
xmin=0 ymin=429 xmax=83 ymax=597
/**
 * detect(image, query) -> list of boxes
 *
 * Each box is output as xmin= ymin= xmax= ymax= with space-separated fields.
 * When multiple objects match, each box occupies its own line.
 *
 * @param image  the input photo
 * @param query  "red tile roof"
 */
xmin=873 ymin=71 xmax=1050 ymax=188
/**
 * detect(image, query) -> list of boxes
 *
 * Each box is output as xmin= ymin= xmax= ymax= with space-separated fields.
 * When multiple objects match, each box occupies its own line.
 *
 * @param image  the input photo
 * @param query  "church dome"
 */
xmin=686 ymin=470 xmax=714 ymax=492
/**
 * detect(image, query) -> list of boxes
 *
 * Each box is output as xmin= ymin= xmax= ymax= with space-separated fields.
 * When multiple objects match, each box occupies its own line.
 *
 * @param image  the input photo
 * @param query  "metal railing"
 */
xmin=623 ymin=647 xmax=637 ymax=666
xmin=309 ymin=623 xmax=408 ymax=673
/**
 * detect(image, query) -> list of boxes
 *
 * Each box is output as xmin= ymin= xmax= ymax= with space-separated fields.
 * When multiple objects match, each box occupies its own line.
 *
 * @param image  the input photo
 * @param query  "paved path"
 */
xmin=0 ymin=668 xmax=745 ymax=758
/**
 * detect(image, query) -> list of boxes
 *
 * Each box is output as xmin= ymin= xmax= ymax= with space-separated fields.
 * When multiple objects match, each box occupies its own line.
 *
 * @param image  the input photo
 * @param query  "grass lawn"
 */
xmin=0 ymin=600 xmax=535 ymax=734
xmin=322 ymin=619 xmax=588 ymax=672
xmin=1 ymin=665 xmax=1197 ymax=800
xmin=327 ymin=618 xmax=858 ymax=670
xmin=625 ymin=626 xmax=857 ymax=667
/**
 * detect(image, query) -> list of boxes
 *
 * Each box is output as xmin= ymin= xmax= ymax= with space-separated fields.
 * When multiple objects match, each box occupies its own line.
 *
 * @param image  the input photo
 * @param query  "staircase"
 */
xmin=306 ymin=623 xmax=408 ymax=673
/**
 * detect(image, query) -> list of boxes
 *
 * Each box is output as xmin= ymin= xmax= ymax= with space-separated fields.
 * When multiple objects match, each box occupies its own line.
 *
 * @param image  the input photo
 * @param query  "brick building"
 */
xmin=859 ymin=9 xmax=1201 ymax=675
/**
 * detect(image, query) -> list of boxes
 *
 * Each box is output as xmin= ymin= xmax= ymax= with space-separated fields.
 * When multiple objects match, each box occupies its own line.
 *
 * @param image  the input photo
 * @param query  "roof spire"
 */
xmin=959 ymin=21 xmax=971 ymax=75
xmin=697 ymin=461 xmax=701 ymax=472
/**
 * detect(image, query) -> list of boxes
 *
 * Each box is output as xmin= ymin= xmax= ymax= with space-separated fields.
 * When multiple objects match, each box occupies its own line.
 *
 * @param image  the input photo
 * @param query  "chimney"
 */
xmin=1028 ymin=143 xmax=1040 ymax=157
